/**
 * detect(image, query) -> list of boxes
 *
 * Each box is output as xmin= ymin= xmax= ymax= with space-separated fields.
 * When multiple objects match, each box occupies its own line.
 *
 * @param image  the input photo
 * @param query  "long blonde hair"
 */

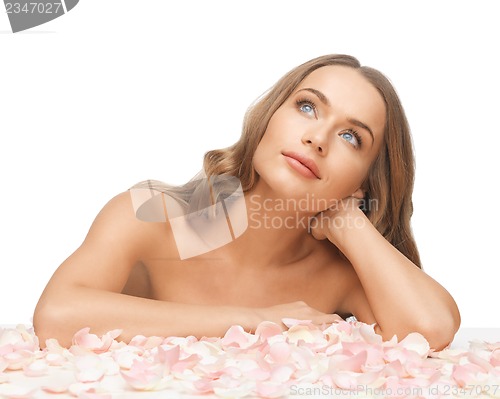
xmin=132 ymin=54 xmax=422 ymax=269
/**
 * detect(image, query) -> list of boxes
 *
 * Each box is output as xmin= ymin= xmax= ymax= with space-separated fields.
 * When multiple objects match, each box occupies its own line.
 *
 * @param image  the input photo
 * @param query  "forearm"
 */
xmin=331 ymin=211 xmax=460 ymax=345
xmin=34 ymin=286 xmax=258 ymax=347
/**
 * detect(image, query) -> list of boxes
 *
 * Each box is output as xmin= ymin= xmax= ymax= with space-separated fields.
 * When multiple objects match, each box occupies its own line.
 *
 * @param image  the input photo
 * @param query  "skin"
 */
xmin=33 ymin=66 xmax=460 ymax=350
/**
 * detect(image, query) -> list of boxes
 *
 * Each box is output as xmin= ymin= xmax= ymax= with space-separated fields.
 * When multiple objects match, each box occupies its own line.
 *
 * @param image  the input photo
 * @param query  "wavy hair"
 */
xmin=132 ymin=54 xmax=422 ymax=269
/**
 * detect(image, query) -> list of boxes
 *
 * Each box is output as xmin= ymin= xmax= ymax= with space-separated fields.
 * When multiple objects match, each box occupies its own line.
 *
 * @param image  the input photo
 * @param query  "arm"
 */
xmin=34 ymin=192 xmax=339 ymax=347
xmin=310 ymin=198 xmax=461 ymax=350
xmin=33 ymin=192 xmax=256 ymax=346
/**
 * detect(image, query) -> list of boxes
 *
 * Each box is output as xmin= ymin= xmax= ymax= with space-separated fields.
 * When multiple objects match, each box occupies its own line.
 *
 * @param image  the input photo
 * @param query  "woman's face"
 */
xmin=252 ymin=65 xmax=386 ymax=212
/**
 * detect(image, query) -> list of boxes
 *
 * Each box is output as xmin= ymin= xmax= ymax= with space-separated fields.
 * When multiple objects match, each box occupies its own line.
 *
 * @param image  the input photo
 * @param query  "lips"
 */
xmin=282 ymin=151 xmax=321 ymax=179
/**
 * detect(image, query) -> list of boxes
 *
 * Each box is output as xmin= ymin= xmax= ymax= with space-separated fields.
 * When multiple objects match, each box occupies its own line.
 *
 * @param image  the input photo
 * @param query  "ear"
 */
xmin=351 ymin=187 xmax=365 ymax=199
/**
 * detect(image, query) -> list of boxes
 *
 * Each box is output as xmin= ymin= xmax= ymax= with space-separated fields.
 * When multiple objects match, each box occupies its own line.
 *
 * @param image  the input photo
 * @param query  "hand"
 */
xmin=256 ymin=301 xmax=343 ymax=330
xmin=309 ymin=196 xmax=365 ymax=242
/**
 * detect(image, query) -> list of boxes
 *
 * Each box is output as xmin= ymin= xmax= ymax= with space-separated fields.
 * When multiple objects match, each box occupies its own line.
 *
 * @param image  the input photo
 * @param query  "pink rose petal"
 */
xmin=269 ymin=365 xmax=294 ymax=383
xmin=44 ymin=352 xmax=66 ymax=366
xmin=23 ymin=359 xmax=48 ymax=377
xmin=0 ymin=358 xmax=8 ymax=373
xmin=129 ymin=335 xmax=164 ymax=349
xmin=491 ymin=350 xmax=500 ymax=367
xmin=398 ymin=332 xmax=430 ymax=357
xmin=330 ymin=371 xmax=360 ymax=390
xmin=0 ymin=323 xmax=498 ymax=399
xmin=0 ymin=384 xmax=38 ymax=399
xmin=359 ymin=323 xmax=383 ymax=344
xmin=281 ymin=318 xmax=313 ymax=328
xmin=3 ymin=350 xmax=35 ymax=371
xmin=74 ymin=355 xmax=105 ymax=382
xmin=255 ymin=321 xmax=283 ymax=340
xmin=212 ymin=378 xmax=254 ymax=398
xmin=430 ymin=347 xmax=467 ymax=362
xmin=286 ymin=325 xmax=315 ymax=344
xmin=467 ymin=351 xmax=493 ymax=372
xmin=155 ymin=345 xmax=180 ymax=369
xmin=79 ymin=393 xmax=113 ymax=399
xmin=68 ymin=383 xmax=97 ymax=397
xmin=0 ymin=329 xmax=23 ymax=347
xmin=113 ymin=350 xmax=138 ymax=369
xmin=255 ymin=380 xmax=289 ymax=398
xmin=41 ymin=384 xmax=69 ymax=394
xmin=336 ymin=321 xmax=353 ymax=335
xmin=44 ymin=338 xmax=65 ymax=353
xmin=221 ymin=325 xmax=259 ymax=349
xmin=120 ymin=359 xmax=164 ymax=390
xmin=329 ymin=350 xmax=367 ymax=373
xmin=269 ymin=341 xmax=291 ymax=363
xmin=71 ymin=328 xmax=121 ymax=354
xmin=452 ymin=363 xmax=487 ymax=387
xmin=192 ymin=377 xmax=215 ymax=393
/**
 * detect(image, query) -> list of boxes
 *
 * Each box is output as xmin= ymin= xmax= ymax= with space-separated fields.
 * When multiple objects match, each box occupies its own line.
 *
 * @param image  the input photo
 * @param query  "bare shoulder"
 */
xmin=86 ymin=190 xmax=176 ymax=259
xmin=40 ymin=191 xmax=177 ymax=294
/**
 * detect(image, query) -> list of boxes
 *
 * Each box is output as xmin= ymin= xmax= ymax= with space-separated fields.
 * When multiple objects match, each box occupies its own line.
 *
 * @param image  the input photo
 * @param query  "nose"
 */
xmin=301 ymin=129 xmax=328 ymax=155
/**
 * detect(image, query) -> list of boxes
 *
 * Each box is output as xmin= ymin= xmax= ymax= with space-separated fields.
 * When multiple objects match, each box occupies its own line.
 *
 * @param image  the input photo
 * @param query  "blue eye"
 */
xmin=295 ymin=98 xmax=317 ymax=117
xmin=340 ymin=130 xmax=362 ymax=148
xmin=300 ymin=104 xmax=314 ymax=114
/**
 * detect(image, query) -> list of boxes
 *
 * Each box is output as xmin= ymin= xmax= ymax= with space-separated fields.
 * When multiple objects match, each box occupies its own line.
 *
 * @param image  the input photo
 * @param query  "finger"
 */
xmin=330 ymin=313 xmax=344 ymax=322
xmin=317 ymin=313 xmax=343 ymax=325
xmin=308 ymin=217 xmax=327 ymax=240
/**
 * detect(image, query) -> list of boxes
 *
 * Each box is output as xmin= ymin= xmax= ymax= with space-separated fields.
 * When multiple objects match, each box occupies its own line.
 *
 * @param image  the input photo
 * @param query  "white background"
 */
xmin=0 ymin=1 xmax=498 ymax=330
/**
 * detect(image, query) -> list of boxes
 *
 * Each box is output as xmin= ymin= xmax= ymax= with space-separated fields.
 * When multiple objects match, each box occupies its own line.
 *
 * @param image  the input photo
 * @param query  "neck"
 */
xmin=217 ymin=181 xmax=325 ymax=268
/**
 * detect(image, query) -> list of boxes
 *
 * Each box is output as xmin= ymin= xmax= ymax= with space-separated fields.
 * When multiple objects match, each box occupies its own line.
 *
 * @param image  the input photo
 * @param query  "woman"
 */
xmin=33 ymin=54 xmax=460 ymax=350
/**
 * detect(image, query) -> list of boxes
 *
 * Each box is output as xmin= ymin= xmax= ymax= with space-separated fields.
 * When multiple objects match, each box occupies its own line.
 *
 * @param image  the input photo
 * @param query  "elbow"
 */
xmin=414 ymin=308 xmax=461 ymax=351
xmin=376 ymin=308 xmax=461 ymax=352
xmin=33 ymin=301 xmax=73 ymax=348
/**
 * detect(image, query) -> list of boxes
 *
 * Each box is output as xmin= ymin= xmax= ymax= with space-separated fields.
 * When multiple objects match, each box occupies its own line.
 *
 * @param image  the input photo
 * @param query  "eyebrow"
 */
xmin=296 ymin=87 xmax=375 ymax=147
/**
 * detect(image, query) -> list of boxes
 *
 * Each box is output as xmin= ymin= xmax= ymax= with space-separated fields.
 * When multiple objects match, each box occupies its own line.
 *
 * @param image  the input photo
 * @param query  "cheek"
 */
xmin=264 ymin=109 xmax=298 ymax=140
xmin=252 ymin=145 xmax=264 ymax=175
xmin=324 ymin=158 xmax=369 ymax=194
xmin=251 ymin=116 xmax=285 ymax=171
xmin=252 ymin=133 xmax=275 ymax=176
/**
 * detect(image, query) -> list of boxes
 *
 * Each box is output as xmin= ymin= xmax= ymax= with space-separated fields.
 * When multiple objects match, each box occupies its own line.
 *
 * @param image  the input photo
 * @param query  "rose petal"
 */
xmin=79 ymin=393 xmax=113 ymax=399
xmin=398 ymin=332 xmax=430 ymax=357
xmin=269 ymin=365 xmax=294 ymax=383
xmin=0 ymin=330 xmax=23 ymax=347
xmin=120 ymin=360 xmax=164 ymax=390
xmin=155 ymin=345 xmax=180 ymax=369
xmin=41 ymin=384 xmax=69 ymax=394
xmin=74 ymin=355 xmax=105 ymax=382
xmin=269 ymin=341 xmax=291 ymax=363
xmin=452 ymin=363 xmax=487 ymax=387
xmin=71 ymin=328 xmax=121 ymax=354
xmin=359 ymin=323 xmax=383 ymax=345
xmin=0 ymin=384 xmax=38 ymax=399
xmin=221 ymin=325 xmax=259 ymax=349
xmin=491 ymin=350 xmax=500 ymax=367
xmin=286 ymin=325 xmax=315 ymax=344
xmin=3 ymin=351 xmax=35 ymax=371
xmin=255 ymin=321 xmax=283 ymax=340
xmin=281 ymin=318 xmax=313 ymax=328
xmin=129 ymin=335 xmax=164 ymax=349
xmin=329 ymin=350 xmax=367 ymax=373
xmin=68 ymin=383 xmax=98 ymax=397
xmin=44 ymin=353 xmax=66 ymax=366
xmin=23 ymin=359 xmax=48 ymax=377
